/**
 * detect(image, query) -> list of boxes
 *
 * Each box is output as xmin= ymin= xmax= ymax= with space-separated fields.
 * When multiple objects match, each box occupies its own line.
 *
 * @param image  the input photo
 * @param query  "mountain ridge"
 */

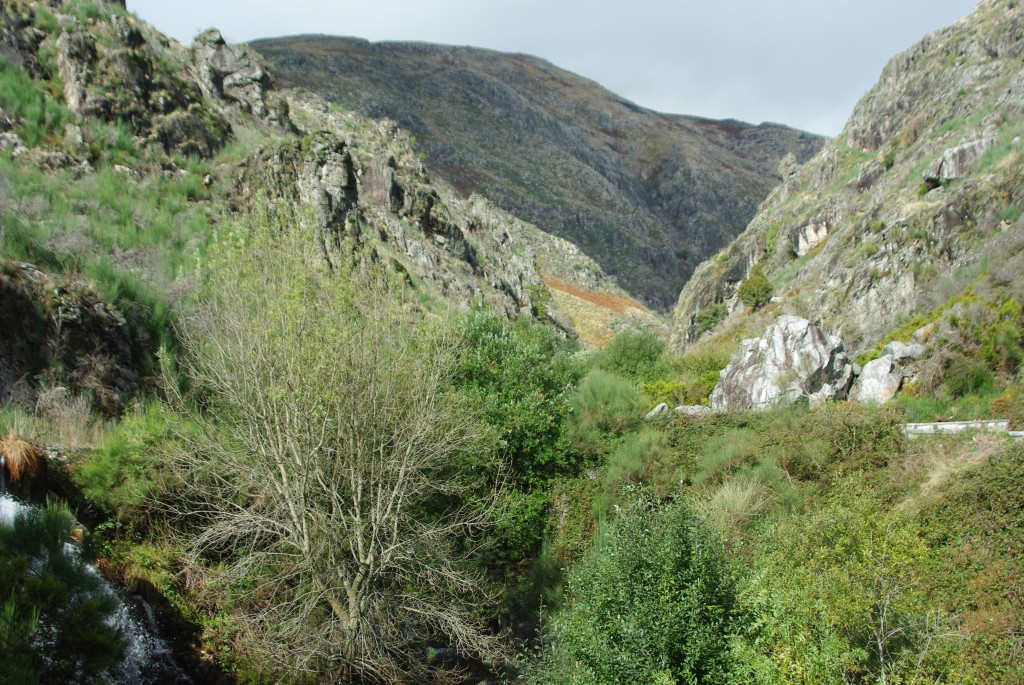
xmin=252 ymin=34 xmax=825 ymax=308
xmin=670 ymin=0 xmax=1024 ymax=357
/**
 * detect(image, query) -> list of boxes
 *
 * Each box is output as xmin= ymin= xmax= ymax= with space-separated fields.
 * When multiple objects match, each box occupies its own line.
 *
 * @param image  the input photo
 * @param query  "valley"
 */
xmin=0 ymin=1 xmax=1022 ymax=684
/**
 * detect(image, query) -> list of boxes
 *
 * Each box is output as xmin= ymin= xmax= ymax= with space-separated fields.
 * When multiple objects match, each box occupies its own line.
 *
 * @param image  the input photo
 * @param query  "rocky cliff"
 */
xmin=671 ymin=0 xmax=1024 ymax=355
xmin=0 ymin=0 xmax=654 ymax=413
xmin=234 ymin=89 xmax=655 ymax=338
xmin=251 ymin=36 xmax=825 ymax=309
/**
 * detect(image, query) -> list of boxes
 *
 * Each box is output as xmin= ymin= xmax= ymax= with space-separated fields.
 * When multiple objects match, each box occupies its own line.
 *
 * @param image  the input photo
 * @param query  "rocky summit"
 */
xmin=251 ymin=36 xmax=824 ymax=309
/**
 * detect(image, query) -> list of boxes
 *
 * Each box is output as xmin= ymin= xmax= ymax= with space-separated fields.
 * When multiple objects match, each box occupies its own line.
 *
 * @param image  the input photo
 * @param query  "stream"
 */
xmin=0 ymin=487 xmax=193 ymax=684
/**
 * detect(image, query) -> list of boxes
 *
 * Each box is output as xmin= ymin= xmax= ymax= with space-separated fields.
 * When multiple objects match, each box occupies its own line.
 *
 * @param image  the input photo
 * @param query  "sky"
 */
xmin=129 ymin=0 xmax=978 ymax=136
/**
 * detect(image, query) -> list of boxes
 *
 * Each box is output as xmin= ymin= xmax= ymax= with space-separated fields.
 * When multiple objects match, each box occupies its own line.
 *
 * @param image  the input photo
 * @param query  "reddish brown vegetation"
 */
xmin=0 ymin=433 xmax=43 ymax=483
xmin=541 ymin=275 xmax=648 ymax=314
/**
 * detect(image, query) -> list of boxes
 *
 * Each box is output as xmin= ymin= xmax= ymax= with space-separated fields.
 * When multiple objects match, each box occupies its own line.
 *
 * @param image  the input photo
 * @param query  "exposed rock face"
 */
xmin=923 ymin=138 xmax=995 ymax=184
xmin=883 ymin=340 xmax=925 ymax=365
xmin=851 ymin=355 xmax=903 ymax=404
xmin=0 ymin=261 xmax=137 ymax=417
xmin=192 ymin=29 xmax=288 ymax=127
xmin=236 ymin=90 xmax=630 ymax=326
xmin=47 ymin=10 xmax=234 ymax=157
xmin=709 ymin=316 xmax=853 ymax=412
xmin=3 ymin=5 xmax=295 ymax=159
xmin=0 ymin=1 xmax=48 ymax=76
xmin=676 ymin=405 xmax=714 ymax=417
xmin=792 ymin=212 xmax=836 ymax=257
xmin=672 ymin=0 xmax=1024 ymax=353
xmin=645 ymin=403 xmax=669 ymax=419
xmin=253 ymin=36 xmax=824 ymax=308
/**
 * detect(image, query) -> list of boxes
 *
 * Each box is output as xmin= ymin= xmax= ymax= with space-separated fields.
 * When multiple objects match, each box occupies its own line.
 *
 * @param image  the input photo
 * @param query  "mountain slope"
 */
xmin=671 ymin=0 xmax=1024 ymax=354
xmin=251 ymin=36 xmax=824 ymax=309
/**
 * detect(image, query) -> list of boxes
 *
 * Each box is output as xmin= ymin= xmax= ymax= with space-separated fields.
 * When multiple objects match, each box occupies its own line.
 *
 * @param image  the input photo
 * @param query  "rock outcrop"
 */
xmin=671 ymin=0 xmax=1024 ymax=355
xmin=192 ymin=29 xmax=289 ymax=127
xmin=0 ymin=261 xmax=137 ymax=417
xmin=923 ymin=138 xmax=995 ymax=185
xmin=709 ymin=316 xmax=853 ymax=412
xmin=850 ymin=355 xmax=903 ymax=405
xmin=253 ymin=36 xmax=824 ymax=309
xmin=40 ymin=6 xmax=236 ymax=157
xmin=235 ymin=90 xmax=632 ymax=328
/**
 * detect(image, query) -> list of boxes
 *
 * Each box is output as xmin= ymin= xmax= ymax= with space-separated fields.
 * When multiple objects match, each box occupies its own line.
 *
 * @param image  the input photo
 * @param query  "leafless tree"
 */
xmin=157 ymin=217 xmax=507 ymax=683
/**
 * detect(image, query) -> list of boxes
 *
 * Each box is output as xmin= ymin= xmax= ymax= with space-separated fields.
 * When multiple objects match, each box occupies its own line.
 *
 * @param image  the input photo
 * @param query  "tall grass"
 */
xmin=567 ymin=370 xmax=645 ymax=456
xmin=0 ymin=57 xmax=73 ymax=146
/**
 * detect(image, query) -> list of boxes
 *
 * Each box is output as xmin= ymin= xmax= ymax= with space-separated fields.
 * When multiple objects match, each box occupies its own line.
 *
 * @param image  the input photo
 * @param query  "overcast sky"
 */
xmin=129 ymin=0 xmax=977 ymax=136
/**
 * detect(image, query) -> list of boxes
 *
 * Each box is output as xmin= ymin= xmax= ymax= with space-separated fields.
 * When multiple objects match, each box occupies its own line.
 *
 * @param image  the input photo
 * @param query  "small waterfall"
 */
xmin=0 ymin=493 xmax=192 ymax=684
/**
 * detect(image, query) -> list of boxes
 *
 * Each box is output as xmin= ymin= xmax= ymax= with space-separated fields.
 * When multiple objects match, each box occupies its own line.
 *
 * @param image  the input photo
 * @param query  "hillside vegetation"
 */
xmin=1 ymin=1 xmax=1023 ymax=684
xmin=672 ymin=0 xmax=1024 ymax=360
xmin=253 ymin=36 xmax=824 ymax=308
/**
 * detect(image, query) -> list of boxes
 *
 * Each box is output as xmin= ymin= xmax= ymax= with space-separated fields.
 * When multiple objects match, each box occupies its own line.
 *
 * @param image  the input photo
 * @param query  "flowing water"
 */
xmin=0 ymin=488 xmax=192 ymax=684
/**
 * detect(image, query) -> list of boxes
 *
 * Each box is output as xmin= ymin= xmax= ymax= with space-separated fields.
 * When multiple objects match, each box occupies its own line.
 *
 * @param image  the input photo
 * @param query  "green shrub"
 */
xmin=601 ymin=428 xmax=675 ymax=496
xmin=529 ymin=489 xmax=737 ymax=685
xmin=916 ymin=446 xmax=1024 ymax=682
xmin=765 ymin=223 xmax=780 ymax=255
xmin=734 ymin=486 xmax=935 ymax=684
xmin=671 ymin=343 xmax=732 ymax=406
xmin=567 ymin=370 xmax=645 ymax=456
xmin=943 ymin=358 xmax=996 ymax=398
xmin=694 ymin=302 xmax=728 ymax=334
xmin=453 ymin=308 xmax=583 ymax=486
xmin=991 ymin=385 xmax=1024 ymax=429
xmin=694 ymin=427 xmax=760 ymax=485
xmin=642 ymin=377 xmax=687 ymax=406
xmin=737 ymin=265 xmax=774 ymax=309
xmin=73 ymin=402 xmax=175 ymax=522
xmin=597 ymin=329 xmax=670 ymax=382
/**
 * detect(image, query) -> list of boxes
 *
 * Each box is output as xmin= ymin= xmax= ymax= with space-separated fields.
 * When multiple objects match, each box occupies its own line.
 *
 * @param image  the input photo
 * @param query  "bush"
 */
xmin=694 ymin=302 xmax=728 ymax=334
xmin=737 ymin=265 xmax=774 ymax=309
xmin=597 ymin=329 xmax=670 ymax=382
xmin=158 ymin=209 xmax=507 ymax=682
xmin=529 ymin=489 xmax=737 ymax=684
xmin=567 ymin=370 xmax=645 ymax=456
xmin=943 ymin=358 xmax=996 ymax=398
xmin=603 ymin=428 xmax=668 ymax=490
xmin=734 ymin=486 xmax=938 ymax=685
xmin=73 ymin=402 xmax=175 ymax=522
xmin=453 ymin=308 xmax=583 ymax=487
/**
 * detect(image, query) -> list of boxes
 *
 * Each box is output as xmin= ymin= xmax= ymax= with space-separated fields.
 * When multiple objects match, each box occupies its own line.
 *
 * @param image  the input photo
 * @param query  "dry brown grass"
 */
xmin=542 ymin=275 xmax=649 ymax=314
xmin=0 ymin=432 xmax=43 ymax=483
xmin=34 ymin=385 xmax=103 ymax=448
xmin=542 ymin=274 xmax=661 ymax=348
xmin=899 ymin=433 xmax=1005 ymax=509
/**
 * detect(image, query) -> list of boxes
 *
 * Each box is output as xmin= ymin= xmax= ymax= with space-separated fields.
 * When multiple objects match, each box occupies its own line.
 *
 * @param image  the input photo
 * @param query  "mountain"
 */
xmin=251 ymin=35 xmax=825 ymax=309
xmin=670 ymin=0 xmax=1024 ymax=354
xmin=0 ymin=0 xmax=656 ymax=414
